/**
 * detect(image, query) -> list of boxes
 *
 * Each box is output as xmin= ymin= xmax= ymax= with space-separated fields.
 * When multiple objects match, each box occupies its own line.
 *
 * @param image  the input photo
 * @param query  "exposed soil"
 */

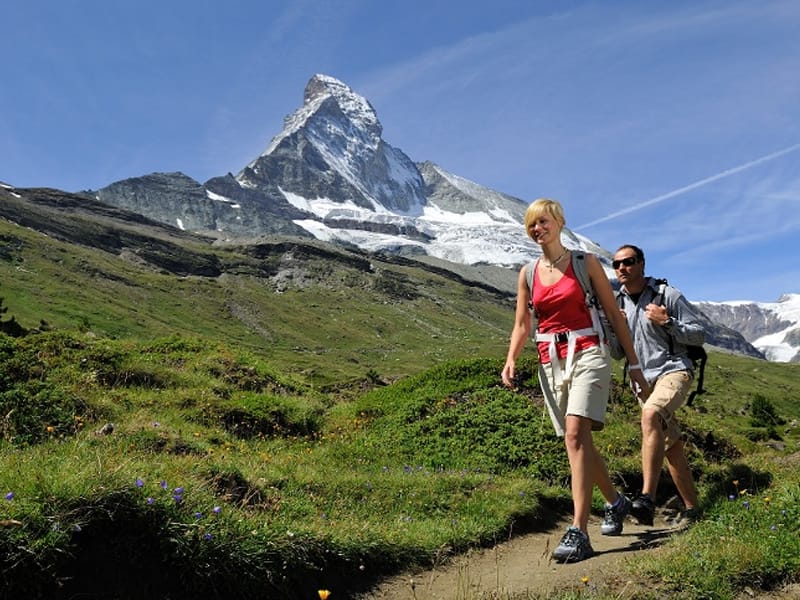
xmin=357 ymin=513 xmax=799 ymax=600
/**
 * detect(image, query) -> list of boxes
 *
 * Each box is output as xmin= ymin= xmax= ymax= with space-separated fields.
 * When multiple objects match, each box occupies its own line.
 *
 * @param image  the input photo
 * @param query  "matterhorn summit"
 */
xmin=238 ymin=74 xmax=427 ymax=215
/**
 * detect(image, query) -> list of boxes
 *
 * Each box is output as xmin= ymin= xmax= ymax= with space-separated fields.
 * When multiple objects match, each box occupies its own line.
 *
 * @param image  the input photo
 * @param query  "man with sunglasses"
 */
xmin=612 ymin=244 xmax=705 ymax=528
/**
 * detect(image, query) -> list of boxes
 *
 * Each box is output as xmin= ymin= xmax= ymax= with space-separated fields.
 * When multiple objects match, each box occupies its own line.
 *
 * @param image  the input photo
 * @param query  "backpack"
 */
xmin=651 ymin=278 xmax=708 ymax=406
xmin=526 ymin=252 xmax=625 ymax=360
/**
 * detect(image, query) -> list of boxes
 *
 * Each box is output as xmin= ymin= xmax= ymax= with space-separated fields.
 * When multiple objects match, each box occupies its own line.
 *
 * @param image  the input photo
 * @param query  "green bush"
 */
xmin=202 ymin=392 xmax=325 ymax=439
xmin=750 ymin=394 xmax=785 ymax=429
xmin=347 ymin=356 xmax=569 ymax=481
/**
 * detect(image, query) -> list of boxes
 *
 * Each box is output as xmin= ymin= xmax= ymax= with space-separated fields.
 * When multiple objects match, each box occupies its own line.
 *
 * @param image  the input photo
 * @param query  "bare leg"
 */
xmin=564 ymin=415 xmax=616 ymax=532
xmin=665 ymin=440 xmax=698 ymax=509
xmin=640 ymin=408 xmax=666 ymax=499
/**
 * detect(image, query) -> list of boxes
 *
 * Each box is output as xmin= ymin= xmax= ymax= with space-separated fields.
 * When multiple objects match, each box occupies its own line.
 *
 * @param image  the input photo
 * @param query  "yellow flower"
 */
xmin=318 ymin=590 xmax=331 ymax=600
xmin=46 ymin=425 xmax=55 ymax=433
xmin=581 ymin=576 xmax=590 ymax=585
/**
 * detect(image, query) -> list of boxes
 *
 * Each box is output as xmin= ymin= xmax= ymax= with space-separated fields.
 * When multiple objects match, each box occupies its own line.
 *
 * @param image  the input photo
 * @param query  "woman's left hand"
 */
xmin=629 ymin=368 xmax=651 ymax=401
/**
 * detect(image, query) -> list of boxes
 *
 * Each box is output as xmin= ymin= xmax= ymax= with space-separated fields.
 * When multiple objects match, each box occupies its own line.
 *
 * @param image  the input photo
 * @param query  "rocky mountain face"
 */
xmin=84 ymin=74 xmax=770 ymax=361
xmin=695 ymin=295 xmax=800 ymax=363
xmin=96 ymin=172 xmax=310 ymax=239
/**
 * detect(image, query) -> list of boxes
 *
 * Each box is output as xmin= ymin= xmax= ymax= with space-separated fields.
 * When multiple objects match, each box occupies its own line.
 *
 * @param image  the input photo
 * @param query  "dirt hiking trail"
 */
xmin=359 ymin=514 xmax=669 ymax=599
xmin=358 ymin=513 xmax=799 ymax=600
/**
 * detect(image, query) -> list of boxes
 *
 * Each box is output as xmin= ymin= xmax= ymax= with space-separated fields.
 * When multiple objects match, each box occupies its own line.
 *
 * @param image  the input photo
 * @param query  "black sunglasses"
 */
xmin=612 ymin=257 xmax=638 ymax=269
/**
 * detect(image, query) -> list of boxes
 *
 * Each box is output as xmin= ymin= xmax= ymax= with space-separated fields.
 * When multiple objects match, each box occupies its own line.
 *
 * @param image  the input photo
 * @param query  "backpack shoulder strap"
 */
xmin=570 ymin=251 xmax=594 ymax=304
xmin=652 ymin=277 xmax=669 ymax=306
xmin=525 ymin=259 xmax=537 ymax=312
xmin=615 ymin=287 xmax=624 ymax=307
xmin=651 ymin=277 xmax=674 ymax=354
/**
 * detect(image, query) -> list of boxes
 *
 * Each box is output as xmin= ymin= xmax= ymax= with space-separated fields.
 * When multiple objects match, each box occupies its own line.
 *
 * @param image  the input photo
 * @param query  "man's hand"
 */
xmin=645 ymin=303 xmax=671 ymax=326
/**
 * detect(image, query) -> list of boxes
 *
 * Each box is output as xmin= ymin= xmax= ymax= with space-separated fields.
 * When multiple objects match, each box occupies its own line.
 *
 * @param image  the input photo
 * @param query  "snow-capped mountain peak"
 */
xmin=237 ymin=74 xmax=426 ymax=215
xmin=696 ymin=293 xmax=800 ymax=362
xmin=263 ymin=74 xmax=381 ymax=158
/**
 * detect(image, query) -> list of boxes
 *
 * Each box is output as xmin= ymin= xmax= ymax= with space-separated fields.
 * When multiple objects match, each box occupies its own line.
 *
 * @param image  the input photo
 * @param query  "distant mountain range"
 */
xmin=5 ymin=75 xmax=797 ymax=362
xmin=696 ymin=295 xmax=800 ymax=363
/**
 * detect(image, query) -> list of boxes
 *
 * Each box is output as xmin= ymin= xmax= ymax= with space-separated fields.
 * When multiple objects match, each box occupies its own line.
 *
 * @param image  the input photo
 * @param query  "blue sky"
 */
xmin=2 ymin=0 xmax=799 ymax=303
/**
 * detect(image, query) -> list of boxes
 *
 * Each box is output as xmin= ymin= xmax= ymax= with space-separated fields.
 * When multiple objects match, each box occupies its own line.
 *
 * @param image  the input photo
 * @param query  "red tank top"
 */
xmin=533 ymin=260 xmax=599 ymax=363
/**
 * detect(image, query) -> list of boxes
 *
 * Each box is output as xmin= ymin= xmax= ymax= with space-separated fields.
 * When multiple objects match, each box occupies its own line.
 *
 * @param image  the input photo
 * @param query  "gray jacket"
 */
xmin=618 ymin=277 xmax=706 ymax=384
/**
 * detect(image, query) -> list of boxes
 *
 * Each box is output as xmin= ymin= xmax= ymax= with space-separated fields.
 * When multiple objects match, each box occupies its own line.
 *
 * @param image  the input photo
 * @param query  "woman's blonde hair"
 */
xmin=524 ymin=198 xmax=565 ymax=239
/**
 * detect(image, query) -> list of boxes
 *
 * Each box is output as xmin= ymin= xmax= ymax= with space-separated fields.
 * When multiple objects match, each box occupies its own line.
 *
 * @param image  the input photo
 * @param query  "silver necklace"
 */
xmin=543 ymin=248 xmax=569 ymax=271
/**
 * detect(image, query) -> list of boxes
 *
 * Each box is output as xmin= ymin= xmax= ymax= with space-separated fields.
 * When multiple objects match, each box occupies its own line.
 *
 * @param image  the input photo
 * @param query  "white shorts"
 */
xmin=539 ymin=345 xmax=611 ymax=437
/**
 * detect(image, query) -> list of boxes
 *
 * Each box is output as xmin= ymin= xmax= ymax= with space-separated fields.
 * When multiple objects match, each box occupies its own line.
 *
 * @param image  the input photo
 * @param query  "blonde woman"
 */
xmin=501 ymin=198 xmax=649 ymax=563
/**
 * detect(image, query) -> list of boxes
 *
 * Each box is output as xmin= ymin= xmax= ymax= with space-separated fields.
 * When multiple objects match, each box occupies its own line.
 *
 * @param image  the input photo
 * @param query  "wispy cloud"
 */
xmin=574 ymin=144 xmax=800 ymax=231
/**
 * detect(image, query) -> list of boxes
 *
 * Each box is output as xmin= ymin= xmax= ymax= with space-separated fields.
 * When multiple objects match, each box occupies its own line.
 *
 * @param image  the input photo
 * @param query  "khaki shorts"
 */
xmin=540 ymin=345 xmax=611 ymax=437
xmin=641 ymin=370 xmax=693 ymax=450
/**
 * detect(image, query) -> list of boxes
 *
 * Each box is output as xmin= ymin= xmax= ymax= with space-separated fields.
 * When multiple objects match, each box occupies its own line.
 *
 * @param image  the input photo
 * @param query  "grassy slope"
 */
xmin=1 ymin=194 xmax=799 ymax=600
xmin=0 ymin=209 xmax=511 ymax=386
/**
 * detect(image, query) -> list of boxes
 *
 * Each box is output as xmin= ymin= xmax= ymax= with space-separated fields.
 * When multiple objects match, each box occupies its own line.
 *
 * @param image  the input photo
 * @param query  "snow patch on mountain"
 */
xmin=434 ymin=169 xmax=522 ymax=222
xmin=206 ymin=189 xmax=240 ymax=208
xmin=281 ymin=187 xmax=540 ymax=266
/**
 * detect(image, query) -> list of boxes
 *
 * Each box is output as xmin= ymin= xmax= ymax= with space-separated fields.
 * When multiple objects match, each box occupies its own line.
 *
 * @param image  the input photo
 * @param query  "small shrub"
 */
xmin=749 ymin=394 xmax=785 ymax=429
xmin=0 ymin=381 xmax=88 ymax=445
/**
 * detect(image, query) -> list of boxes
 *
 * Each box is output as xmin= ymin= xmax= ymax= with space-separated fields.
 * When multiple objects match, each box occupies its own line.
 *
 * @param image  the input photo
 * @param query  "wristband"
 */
xmin=628 ymin=364 xmax=642 ymax=371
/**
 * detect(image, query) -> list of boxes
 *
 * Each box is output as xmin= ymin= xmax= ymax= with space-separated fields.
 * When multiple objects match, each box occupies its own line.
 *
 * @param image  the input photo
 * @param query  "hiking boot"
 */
xmin=668 ymin=507 xmax=700 ymax=529
xmin=630 ymin=494 xmax=656 ymax=525
xmin=601 ymin=493 xmax=632 ymax=536
xmin=552 ymin=526 xmax=594 ymax=563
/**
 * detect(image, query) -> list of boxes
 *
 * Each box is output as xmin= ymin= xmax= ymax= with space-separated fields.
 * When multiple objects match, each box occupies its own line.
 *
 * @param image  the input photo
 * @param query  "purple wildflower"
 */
xmin=203 ymin=533 xmax=213 ymax=541
xmin=135 ymin=478 xmax=144 ymax=488
xmin=146 ymin=497 xmax=155 ymax=505
xmin=160 ymin=480 xmax=168 ymax=490
xmin=212 ymin=506 xmax=221 ymax=514
xmin=4 ymin=492 xmax=13 ymax=501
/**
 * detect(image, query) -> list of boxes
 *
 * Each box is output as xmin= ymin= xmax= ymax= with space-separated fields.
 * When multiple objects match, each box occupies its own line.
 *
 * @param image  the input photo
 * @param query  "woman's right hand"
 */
xmin=501 ymin=362 xmax=516 ymax=388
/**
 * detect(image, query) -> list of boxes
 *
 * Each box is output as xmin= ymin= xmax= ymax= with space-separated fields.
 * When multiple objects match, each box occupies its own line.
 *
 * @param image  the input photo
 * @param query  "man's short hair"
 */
xmin=616 ymin=244 xmax=645 ymax=264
